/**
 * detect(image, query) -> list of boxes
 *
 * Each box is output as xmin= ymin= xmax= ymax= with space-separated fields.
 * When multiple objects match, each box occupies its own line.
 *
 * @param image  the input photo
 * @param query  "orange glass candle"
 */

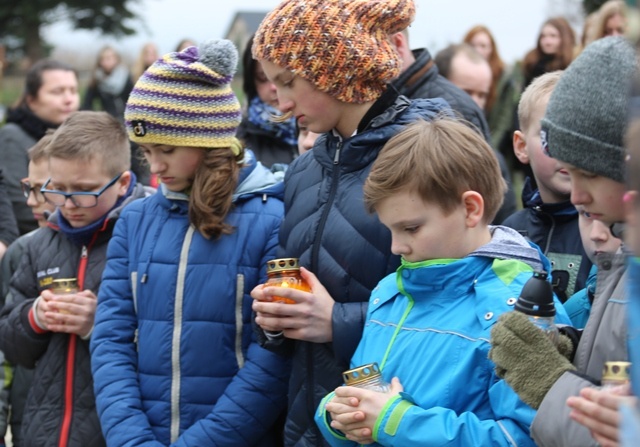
xmin=265 ymin=258 xmax=310 ymax=304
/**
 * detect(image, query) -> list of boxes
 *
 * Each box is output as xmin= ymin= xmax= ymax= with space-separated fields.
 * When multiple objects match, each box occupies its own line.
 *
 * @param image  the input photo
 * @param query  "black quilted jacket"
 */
xmin=0 ymin=183 xmax=148 ymax=447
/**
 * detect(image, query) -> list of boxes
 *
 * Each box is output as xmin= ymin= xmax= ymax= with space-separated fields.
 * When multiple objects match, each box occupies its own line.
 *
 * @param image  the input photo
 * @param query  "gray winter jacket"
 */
xmin=531 ymin=251 xmax=628 ymax=446
xmin=0 ymin=123 xmax=37 ymax=235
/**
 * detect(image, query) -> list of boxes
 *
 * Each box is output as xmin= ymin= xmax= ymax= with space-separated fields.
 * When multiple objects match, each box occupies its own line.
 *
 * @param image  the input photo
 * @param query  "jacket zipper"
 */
xmin=58 ymin=241 xmax=92 ymax=447
xmin=310 ymin=140 xmax=342 ymax=271
xmin=307 ymin=139 xmax=342 ymax=423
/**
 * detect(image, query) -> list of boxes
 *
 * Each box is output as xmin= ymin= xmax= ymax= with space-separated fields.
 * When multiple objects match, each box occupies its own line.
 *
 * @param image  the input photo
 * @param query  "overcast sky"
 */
xmin=44 ymin=0 xmax=583 ymax=66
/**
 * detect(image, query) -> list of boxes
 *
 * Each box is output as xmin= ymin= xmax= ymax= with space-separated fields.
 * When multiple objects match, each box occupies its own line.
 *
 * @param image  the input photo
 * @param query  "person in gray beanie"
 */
xmin=541 ymin=35 xmax=635 ymax=184
xmin=489 ymin=36 xmax=636 ymax=447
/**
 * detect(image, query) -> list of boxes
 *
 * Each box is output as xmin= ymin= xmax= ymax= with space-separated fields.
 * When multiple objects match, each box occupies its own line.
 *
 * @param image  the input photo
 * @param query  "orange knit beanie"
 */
xmin=252 ymin=0 xmax=415 ymax=104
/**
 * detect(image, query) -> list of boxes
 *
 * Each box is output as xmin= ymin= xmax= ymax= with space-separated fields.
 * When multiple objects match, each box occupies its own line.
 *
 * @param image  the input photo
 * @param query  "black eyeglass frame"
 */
xmin=40 ymin=173 xmax=123 ymax=208
xmin=20 ymin=178 xmax=46 ymax=203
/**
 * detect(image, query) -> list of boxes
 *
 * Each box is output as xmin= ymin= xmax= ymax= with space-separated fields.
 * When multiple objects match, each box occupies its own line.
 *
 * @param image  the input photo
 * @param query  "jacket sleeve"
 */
xmin=332 ymin=301 xmax=368 ymax=366
xmin=0 ymin=169 xmax=18 ymax=247
xmin=90 ymin=215 xmax=165 ymax=447
xmin=530 ymin=371 xmax=600 ymax=447
xmin=0 ymin=132 xmax=32 ymax=235
xmin=0 ymin=240 xmax=51 ymax=368
xmin=316 ymin=378 xmax=537 ymax=447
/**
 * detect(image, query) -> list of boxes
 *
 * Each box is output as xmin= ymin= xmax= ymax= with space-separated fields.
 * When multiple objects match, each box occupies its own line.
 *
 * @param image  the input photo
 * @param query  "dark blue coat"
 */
xmin=270 ymin=94 xmax=449 ymax=446
xmin=502 ymin=177 xmax=592 ymax=301
xmin=91 ymin=153 xmax=290 ymax=446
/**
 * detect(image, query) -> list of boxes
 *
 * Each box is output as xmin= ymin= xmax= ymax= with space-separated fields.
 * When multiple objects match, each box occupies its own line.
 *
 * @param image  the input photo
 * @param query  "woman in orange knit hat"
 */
xmin=250 ymin=0 xmax=450 ymax=445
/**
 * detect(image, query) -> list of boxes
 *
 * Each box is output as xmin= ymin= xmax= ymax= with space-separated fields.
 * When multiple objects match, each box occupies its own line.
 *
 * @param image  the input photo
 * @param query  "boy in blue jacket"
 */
xmin=314 ymin=117 xmax=570 ymax=446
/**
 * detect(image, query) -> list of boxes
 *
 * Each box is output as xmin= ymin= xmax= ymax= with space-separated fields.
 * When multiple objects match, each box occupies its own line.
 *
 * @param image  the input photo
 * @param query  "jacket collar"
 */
xmin=521 ymin=176 xmax=578 ymax=219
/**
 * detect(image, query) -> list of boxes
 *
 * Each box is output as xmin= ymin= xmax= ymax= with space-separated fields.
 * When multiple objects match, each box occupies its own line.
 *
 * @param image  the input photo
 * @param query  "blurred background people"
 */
xmin=0 ymin=59 xmax=79 ymax=235
xmin=82 ymin=45 xmax=133 ymax=121
xmin=522 ymin=17 xmax=576 ymax=89
xmin=175 ymin=38 xmax=196 ymax=52
xmin=463 ymin=25 xmax=524 ymax=173
xmin=131 ymin=41 xmax=159 ymax=82
xmin=434 ymin=43 xmax=492 ymax=111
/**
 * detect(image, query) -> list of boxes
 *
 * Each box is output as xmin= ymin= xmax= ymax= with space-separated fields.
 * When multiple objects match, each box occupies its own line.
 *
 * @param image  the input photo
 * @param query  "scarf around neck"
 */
xmin=247 ymin=96 xmax=297 ymax=146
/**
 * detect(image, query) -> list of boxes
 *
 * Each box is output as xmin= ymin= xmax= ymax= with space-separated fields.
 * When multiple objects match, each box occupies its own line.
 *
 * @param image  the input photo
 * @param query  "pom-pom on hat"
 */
xmin=252 ymin=0 xmax=416 ymax=104
xmin=125 ymin=39 xmax=242 ymax=151
xmin=541 ymin=36 xmax=636 ymax=183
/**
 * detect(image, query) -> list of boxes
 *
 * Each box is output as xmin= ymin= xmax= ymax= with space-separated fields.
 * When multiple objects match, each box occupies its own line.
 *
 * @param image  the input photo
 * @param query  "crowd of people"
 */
xmin=0 ymin=0 xmax=638 ymax=446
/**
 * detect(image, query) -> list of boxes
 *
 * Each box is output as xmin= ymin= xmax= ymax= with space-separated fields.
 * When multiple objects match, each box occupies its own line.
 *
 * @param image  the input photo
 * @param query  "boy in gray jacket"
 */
xmin=489 ymin=36 xmax=635 ymax=447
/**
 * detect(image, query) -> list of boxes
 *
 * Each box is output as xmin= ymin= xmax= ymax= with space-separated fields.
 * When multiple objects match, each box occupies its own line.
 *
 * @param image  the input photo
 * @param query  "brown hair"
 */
xmin=463 ymin=25 xmax=505 ymax=112
xmin=364 ymin=117 xmax=506 ymax=223
xmin=523 ymin=17 xmax=575 ymax=84
xmin=189 ymin=147 xmax=245 ymax=239
xmin=27 ymin=129 xmax=55 ymax=163
xmin=517 ymin=70 xmax=563 ymax=133
xmin=46 ymin=111 xmax=130 ymax=177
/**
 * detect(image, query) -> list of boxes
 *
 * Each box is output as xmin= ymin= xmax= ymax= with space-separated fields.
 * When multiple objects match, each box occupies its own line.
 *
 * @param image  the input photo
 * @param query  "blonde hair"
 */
xmin=364 ymin=117 xmax=506 ymax=223
xmin=189 ymin=147 xmax=245 ymax=239
xmin=28 ymin=129 xmax=55 ymax=163
xmin=587 ymin=0 xmax=627 ymax=44
xmin=132 ymin=42 xmax=159 ymax=81
xmin=518 ymin=70 xmax=563 ymax=133
xmin=46 ymin=111 xmax=131 ymax=177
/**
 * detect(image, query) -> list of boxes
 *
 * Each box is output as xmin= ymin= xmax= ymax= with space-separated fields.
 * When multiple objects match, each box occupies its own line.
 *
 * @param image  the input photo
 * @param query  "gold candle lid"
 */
xmin=266 ymin=258 xmax=301 ymax=274
xmin=51 ymin=278 xmax=78 ymax=292
xmin=342 ymin=363 xmax=382 ymax=386
xmin=602 ymin=361 xmax=631 ymax=384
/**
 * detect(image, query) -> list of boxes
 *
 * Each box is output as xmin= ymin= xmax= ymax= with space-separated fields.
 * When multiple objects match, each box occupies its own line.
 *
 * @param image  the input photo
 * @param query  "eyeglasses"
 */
xmin=20 ymin=178 xmax=46 ymax=203
xmin=41 ymin=173 xmax=123 ymax=208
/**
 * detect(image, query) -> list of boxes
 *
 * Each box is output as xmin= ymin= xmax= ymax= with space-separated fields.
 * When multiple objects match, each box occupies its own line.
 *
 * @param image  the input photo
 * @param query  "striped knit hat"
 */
xmin=125 ymin=39 xmax=242 ymax=152
xmin=252 ymin=0 xmax=415 ymax=104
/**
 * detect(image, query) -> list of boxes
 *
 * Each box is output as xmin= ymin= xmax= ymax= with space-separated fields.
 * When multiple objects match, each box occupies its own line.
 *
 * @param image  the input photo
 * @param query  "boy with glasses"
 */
xmin=0 ymin=111 xmax=150 ymax=447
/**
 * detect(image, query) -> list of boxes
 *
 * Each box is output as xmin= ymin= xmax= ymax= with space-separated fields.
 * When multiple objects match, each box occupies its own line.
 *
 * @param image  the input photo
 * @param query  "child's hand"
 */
xmin=327 ymin=377 xmax=404 ymax=444
xmin=252 ymin=267 xmax=335 ymax=343
xmin=567 ymin=383 xmax=636 ymax=447
xmin=44 ymin=289 xmax=97 ymax=337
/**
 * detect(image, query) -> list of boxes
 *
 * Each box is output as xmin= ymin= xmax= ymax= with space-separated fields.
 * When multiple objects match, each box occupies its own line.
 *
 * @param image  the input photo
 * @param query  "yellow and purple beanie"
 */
xmin=125 ymin=39 xmax=242 ymax=151
xmin=252 ymin=0 xmax=415 ymax=104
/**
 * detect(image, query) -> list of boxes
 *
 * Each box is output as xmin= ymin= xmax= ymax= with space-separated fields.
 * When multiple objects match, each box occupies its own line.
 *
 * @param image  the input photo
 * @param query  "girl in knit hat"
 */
xmin=90 ymin=40 xmax=290 ymax=446
xmin=249 ymin=0 xmax=449 ymax=444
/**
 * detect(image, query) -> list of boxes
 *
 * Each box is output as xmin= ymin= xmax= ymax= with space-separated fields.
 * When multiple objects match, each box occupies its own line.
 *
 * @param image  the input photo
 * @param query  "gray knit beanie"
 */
xmin=541 ymin=36 xmax=636 ymax=183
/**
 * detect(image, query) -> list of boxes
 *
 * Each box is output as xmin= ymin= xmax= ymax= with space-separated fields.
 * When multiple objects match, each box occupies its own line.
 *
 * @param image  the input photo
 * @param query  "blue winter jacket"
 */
xmin=91 ymin=151 xmax=290 ymax=447
xmin=315 ymin=226 xmax=571 ymax=446
xmin=265 ymin=93 xmax=450 ymax=446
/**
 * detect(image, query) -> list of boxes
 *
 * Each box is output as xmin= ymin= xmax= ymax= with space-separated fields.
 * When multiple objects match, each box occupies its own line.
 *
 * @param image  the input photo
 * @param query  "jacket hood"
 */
xmin=233 ymin=149 xmax=284 ymax=202
xmin=160 ymin=149 xmax=283 ymax=206
xmin=471 ymin=225 xmax=546 ymax=272
xmin=521 ymin=176 xmax=577 ymax=218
